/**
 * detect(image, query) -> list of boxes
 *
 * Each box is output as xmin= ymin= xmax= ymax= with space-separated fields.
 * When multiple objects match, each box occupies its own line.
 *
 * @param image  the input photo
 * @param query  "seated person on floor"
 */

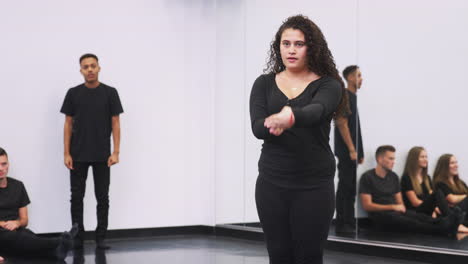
xmin=434 ymin=154 xmax=468 ymax=228
xmin=359 ymin=145 xmax=463 ymax=236
xmin=401 ymin=147 xmax=447 ymax=215
xmin=0 ymin=147 xmax=77 ymax=260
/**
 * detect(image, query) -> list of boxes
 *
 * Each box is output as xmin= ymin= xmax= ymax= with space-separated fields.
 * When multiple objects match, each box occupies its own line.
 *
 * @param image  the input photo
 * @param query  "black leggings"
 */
xmin=255 ymin=176 xmax=335 ymax=264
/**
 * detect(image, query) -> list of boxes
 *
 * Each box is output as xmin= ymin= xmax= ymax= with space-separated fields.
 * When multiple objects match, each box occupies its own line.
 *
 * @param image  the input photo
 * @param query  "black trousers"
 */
xmin=456 ymin=197 xmax=468 ymax=226
xmin=70 ymin=161 xmax=110 ymax=241
xmin=0 ymin=228 xmax=60 ymax=258
xmin=415 ymin=189 xmax=450 ymax=216
xmin=335 ymin=156 xmax=357 ymax=226
xmin=370 ymin=210 xmax=451 ymax=235
xmin=255 ymin=176 xmax=335 ymax=264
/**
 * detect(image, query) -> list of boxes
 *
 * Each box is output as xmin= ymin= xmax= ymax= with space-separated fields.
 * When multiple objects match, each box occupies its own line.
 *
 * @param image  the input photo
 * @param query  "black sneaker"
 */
xmin=55 ymin=232 xmax=73 ymax=260
xmin=69 ymin=223 xmax=79 ymax=238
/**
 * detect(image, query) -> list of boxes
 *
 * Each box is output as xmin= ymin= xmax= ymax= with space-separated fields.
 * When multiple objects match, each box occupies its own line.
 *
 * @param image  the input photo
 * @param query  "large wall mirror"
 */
xmin=215 ymin=0 xmax=468 ymax=255
xmin=355 ymin=0 xmax=468 ymax=253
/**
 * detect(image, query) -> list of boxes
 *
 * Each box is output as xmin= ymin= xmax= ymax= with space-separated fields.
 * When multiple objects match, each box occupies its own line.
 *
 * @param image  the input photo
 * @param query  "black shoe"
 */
xmin=55 ymin=231 xmax=73 ymax=260
xmin=70 ymin=223 xmax=79 ymax=238
xmin=96 ymin=240 xmax=111 ymax=250
xmin=335 ymin=223 xmax=356 ymax=234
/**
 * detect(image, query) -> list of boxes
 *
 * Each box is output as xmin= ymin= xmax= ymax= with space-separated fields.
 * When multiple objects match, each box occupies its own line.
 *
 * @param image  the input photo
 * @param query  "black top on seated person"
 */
xmin=434 ymin=154 xmax=468 ymax=230
xmin=400 ymin=146 xmax=450 ymax=217
xmin=0 ymin=147 xmax=78 ymax=260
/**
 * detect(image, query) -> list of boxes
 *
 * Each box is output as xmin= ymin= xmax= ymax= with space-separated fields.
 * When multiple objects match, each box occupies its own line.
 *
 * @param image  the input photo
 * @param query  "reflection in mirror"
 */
xmin=216 ymin=0 xmax=468 ymax=257
xmin=355 ymin=0 xmax=468 ymax=253
xmin=334 ymin=65 xmax=363 ymax=238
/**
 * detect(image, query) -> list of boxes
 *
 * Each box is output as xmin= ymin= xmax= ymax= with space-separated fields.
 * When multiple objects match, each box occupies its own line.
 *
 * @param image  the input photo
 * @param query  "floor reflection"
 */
xmin=228 ymin=221 xmax=468 ymax=252
xmin=0 ymin=235 xmax=425 ymax=264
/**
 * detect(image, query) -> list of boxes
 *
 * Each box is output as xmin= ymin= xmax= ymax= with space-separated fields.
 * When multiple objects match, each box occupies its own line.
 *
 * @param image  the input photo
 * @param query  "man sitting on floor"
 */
xmin=359 ymin=145 xmax=463 ymax=236
xmin=0 ymin=147 xmax=77 ymax=260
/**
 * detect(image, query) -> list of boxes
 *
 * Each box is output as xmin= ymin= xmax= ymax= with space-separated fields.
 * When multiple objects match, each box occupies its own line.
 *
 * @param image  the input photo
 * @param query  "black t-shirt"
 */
xmin=435 ymin=181 xmax=468 ymax=196
xmin=60 ymin=83 xmax=124 ymax=162
xmin=0 ymin=177 xmax=30 ymax=221
xmin=249 ymin=73 xmax=342 ymax=189
xmin=400 ymin=173 xmax=432 ymax=209
xmin=334 ymin=90 xmax=363 ymax=160
xmin=359 ymin=169 xmax=400 ymax=205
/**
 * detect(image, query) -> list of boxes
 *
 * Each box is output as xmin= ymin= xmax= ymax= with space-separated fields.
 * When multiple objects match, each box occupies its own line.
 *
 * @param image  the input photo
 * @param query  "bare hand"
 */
xmin=269 ymin=127 xmax=285 ymax=136
xmin=108 ymin=153 xmax=119 ymax=167
xmin=349 ymin=151 xmax=357 ymax=161
xmin=64 ymin=154 xmax=73 ymax=170
xmin=3 ymin=220 xmax=20 ymax=231
xmin=264 ymin=106 xmax=294 ymax=134
xmin=358 ymin=157 xmax=364 ymax=164
xmin=393 ymin=204 xmax=406 ymax=213
xmin=434 ymin=207 xmax=441 ymax=216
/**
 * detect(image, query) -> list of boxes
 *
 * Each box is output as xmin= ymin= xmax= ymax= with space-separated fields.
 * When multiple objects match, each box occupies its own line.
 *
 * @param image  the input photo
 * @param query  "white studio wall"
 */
xmin=0 ymin=0 xmax=216 ymax=233
xmin=214 ymin=0 xmax=248 ymax=224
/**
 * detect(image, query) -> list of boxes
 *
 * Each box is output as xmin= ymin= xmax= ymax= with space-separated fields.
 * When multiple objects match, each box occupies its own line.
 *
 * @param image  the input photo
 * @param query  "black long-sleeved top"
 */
xmin=250 ymin=73 xmax=342 ymax=189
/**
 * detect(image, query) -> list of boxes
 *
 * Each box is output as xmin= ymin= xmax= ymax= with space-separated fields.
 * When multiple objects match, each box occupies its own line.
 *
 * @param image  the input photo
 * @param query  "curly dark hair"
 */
xmin=264 ymin=15 xmax=349 ymax=117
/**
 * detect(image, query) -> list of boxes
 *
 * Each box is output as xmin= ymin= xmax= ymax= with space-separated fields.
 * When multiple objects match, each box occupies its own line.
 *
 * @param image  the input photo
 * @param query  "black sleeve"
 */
xmin=249 ymin=75 xmax=273 ymax=140
xmin=358 ymin=123 xmax=364 ymax=159
xmin=393 ymin=173 xmax=401 ymax=193
xmin=291 ymin=78 xmax=342 ymax=127
xmin=435 ymin=182 xmax=453 ymax=197
xmin=359 ymin=173 xmax=372 ymax=194
xmin=401 ymin=174 xmax=413 ymax=192
xmin=109 ymin=88 xmax=124 ymax=116
xmin=18 ymin=182 xmax=30 ymax=208
xmin=60 ymin=88 xmax=74 ymax=116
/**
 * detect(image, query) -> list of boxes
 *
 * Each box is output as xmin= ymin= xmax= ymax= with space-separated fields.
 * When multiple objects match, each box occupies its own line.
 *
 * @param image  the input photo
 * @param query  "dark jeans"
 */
xmin=255 ymin=176 xmax=335 ymax=264
xmin=335 ymin=156 xmax=357 ymax=226
xmin=70 ymin=161 xmax=110 ymax=241
xmin=0 ymin=228 xmax=60 ymax=258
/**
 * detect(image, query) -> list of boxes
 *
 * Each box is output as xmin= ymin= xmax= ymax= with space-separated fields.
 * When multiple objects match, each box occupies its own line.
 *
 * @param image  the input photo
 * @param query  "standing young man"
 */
xmin=334 ymin=65 xmax=364 ymax=233
xmin=60 ymin=54 xmax=123 ymax=249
